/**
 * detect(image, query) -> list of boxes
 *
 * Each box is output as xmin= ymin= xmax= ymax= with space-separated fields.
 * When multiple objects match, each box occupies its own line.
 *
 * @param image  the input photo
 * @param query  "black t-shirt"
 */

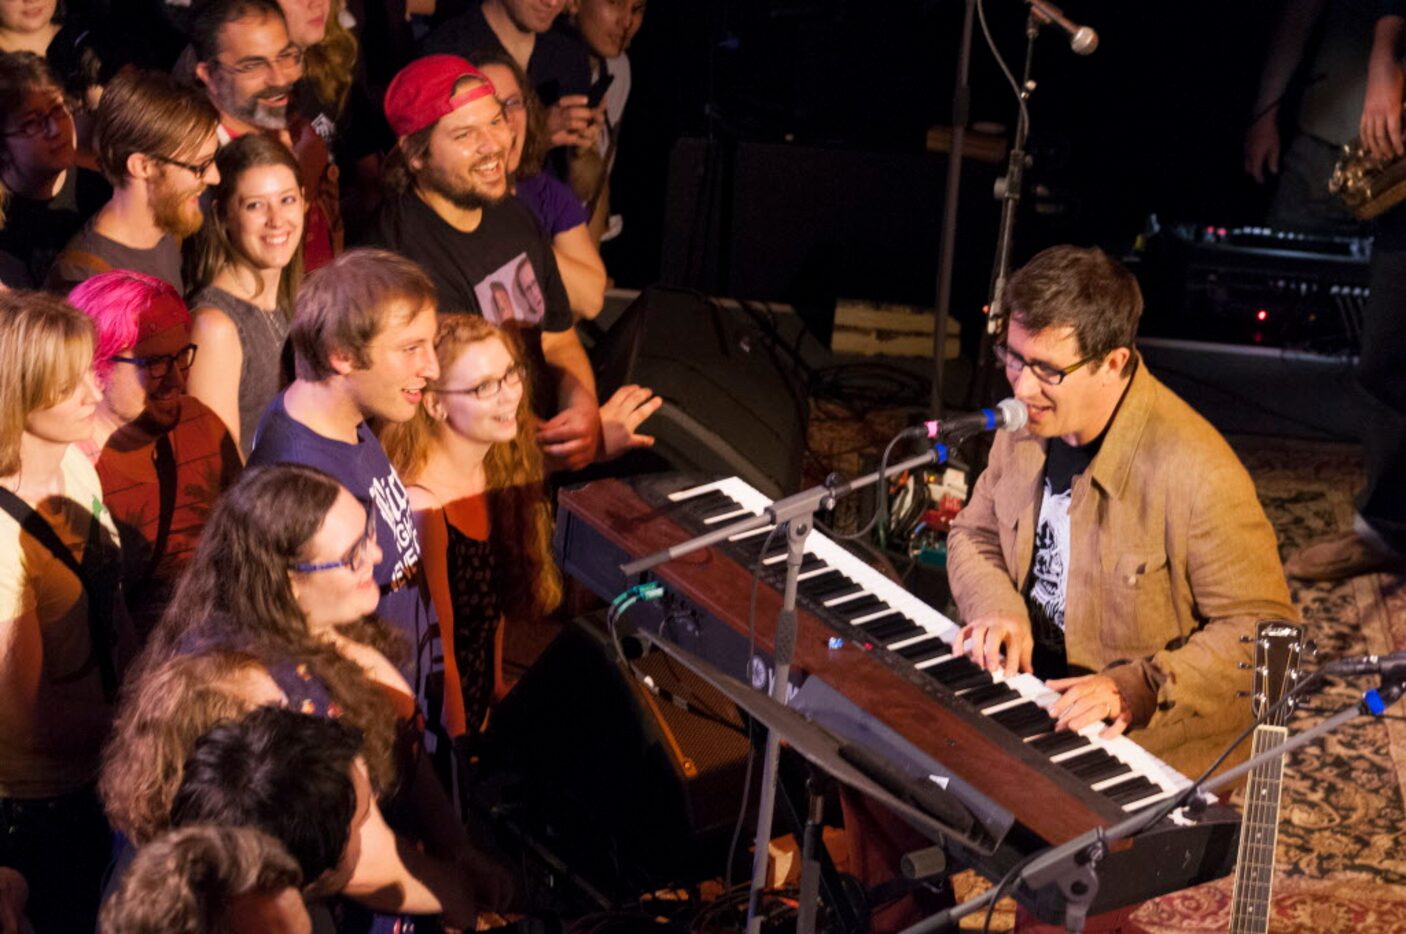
xmin=0 ymin=167 xmax=110 ymax=289
xmin=367 ymin=189 xmax=572 ymax=408
xmin=419 ymin=2 xmax=590 ymax=105
xmin=1024 ymin=433 xmax=1103 ymax=679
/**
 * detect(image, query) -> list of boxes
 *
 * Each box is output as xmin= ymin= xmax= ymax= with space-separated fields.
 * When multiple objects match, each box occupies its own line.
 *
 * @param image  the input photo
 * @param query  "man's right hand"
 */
xmin=953 ymin=615 xmax=1033 ymax=678
xmin=1362 ymin=57 xmax=1405 ymax=160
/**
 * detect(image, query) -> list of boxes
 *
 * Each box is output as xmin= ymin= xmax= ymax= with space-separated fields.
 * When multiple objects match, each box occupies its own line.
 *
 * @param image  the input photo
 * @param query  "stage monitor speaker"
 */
xmin=593 ymin=285 xmax=808 ymax=499
xmin=478 ymin=616 xmax=754 ymax=895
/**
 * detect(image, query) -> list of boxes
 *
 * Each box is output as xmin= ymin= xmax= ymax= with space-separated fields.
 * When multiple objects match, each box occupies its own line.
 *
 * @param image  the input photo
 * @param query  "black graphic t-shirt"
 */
xmin=1025 ymin=434 xmax=1101 ymax=678
xmin=368 ymin=190 xmax=571 ymax=411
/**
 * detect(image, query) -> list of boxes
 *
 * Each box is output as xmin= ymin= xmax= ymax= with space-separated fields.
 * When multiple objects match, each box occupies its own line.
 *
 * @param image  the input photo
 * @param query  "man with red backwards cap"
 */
xmin=370 ymin=54 xmax=602 ymax=470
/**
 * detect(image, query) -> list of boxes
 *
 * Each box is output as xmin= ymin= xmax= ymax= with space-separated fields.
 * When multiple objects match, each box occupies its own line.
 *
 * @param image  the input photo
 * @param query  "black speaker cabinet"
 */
xmin=593 ymin=285 xmax=809 ymax=499
xmin=478 ymin=616 xmax=755 ymax=895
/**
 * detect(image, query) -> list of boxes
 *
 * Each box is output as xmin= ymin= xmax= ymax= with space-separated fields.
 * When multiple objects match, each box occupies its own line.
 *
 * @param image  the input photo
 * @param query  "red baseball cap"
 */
xmin=383 ymin=55 xmax=498 ymax=139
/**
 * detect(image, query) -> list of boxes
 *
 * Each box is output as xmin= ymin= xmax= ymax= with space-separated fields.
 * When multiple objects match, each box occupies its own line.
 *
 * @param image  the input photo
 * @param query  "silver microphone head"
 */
xmin=997 ymin=398 xmax=1029 ymax=432
xmin=1071 ymin=26 xmax=1099 ymax=55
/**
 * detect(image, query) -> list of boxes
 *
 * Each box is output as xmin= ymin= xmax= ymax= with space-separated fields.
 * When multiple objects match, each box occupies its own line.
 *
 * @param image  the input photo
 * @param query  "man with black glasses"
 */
xmin=47 ymin=69 xmax=219 ymax=292
xmin=946 ymin=245 xmax=1296 ymax=781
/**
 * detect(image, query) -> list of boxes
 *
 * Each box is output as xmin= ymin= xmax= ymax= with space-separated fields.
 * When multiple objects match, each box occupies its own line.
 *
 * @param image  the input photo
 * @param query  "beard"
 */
xmin=222 ymin=82 xmax=296 ymax=131
xmin=417 ymin=153 xmax=509 ymax=212
xmin=151 ymin=175 xmax=206 ymax=238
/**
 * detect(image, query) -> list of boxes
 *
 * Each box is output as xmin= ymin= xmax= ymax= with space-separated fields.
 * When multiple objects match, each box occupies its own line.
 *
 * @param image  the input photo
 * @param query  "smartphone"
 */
xmin=586 ymin=73 xmax=615 ymax=109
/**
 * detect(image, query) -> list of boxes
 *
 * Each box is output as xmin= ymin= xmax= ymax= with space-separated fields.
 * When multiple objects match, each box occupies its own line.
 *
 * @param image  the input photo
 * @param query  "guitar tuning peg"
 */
xmin=1237 ymin=662 xmax=1252 ymax=670
xmin=1235 ymin=690 xmax=1252 ymax=698
xmin=1239 ymin=635 xmax=1254 ymax=643
xmin=1303 ymin=640 xmax=1319 ymax=658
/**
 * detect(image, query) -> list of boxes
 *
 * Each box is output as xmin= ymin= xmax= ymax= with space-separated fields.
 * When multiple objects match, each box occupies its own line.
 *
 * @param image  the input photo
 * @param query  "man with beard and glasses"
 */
xmin=191 ymin=0 xmax=341 ymax=270
xmin=370 ymin=55 xmax=602 ymax=471
xmin=46 ymin=70 xmax=219 ymax=293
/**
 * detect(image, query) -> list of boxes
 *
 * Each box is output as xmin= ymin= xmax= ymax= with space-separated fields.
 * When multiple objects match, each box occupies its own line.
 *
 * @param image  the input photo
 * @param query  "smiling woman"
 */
xmin=186 ymin=133 xmax=306 ymax=458
xmin=0 ymin=289 xmax=135 ymax=933
xmin=0 ymin=0 xmax=59 ymax=56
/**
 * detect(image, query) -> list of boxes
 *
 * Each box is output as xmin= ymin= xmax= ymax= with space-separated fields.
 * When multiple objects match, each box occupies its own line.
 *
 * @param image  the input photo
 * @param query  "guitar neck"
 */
xmin=1228 ymin=724 xmax=1289 ymax=934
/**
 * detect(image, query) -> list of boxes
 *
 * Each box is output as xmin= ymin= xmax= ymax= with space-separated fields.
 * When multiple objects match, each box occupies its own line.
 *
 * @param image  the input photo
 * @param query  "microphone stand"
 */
xmin=900 ymin=676 xmax=1406 ymax=934
xmin=621 ymin=444 xmax=953 ymax=934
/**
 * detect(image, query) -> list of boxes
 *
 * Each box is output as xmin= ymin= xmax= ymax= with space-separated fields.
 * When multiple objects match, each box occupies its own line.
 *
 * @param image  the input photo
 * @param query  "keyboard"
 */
xmin=554 ymin=473 xmax=1238 ymax=918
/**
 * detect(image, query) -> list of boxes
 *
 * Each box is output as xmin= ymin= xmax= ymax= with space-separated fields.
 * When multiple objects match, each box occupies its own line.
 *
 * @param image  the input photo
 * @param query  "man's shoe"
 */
xmin=1284 ymin=531 xmax=1406 ymax=582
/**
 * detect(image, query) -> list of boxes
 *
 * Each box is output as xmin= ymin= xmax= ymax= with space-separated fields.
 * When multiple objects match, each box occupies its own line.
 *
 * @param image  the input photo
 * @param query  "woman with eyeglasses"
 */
xmin=69 ymin=271 xmax=241 ymax=640
xmin=126 ymin=463 xmax=514 ymax=923
xmin=382 ymin=314 xmax=561 ymax=743
xmin=186 ymin=133 xmax=305 ymax=459
xmin=0 ymin=288 xmax=135 ymax=932
xmin=0 ymin=52 xmax=110 ymax=288
xmin=467 ymin=50 xmax=608 ymax=322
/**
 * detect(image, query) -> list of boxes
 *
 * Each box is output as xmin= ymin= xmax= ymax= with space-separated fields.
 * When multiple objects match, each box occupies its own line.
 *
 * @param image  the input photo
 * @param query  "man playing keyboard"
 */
xmin=947 ymin=245 xmax=1297 ymax=781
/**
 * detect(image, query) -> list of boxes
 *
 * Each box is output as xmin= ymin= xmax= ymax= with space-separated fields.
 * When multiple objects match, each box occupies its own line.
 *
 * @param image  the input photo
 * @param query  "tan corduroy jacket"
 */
xmin=946 ymin=360 xmax=1297 ymax=778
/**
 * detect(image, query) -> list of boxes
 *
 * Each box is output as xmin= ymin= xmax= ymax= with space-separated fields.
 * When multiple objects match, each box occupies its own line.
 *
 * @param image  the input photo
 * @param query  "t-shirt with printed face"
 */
xmin=247 ymin=391 xmax=441 ymax=719
xmin=368 ymin=190 xmax=572 ymax=413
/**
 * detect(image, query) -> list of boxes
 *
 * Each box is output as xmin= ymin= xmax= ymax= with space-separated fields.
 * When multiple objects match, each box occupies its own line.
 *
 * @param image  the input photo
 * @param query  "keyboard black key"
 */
xmin=1064 ymin=751 xmax=1131 ymax=784
xmin=895 ymin=639 xmax=952 ymax=664
xmin=959 ymin=683 xmax=1020 ymax=708
xmin=798 ymin=553 xmax=826 ymax=574
xmin=796 ymin=570 xmax=844 ymax=597
xmin=1102 ymin=776 xmax=1161 ymax=805
xmin=862 ymin=617 xmax=925 ymax=643
xmin=837 ymin=595 xmax=888 ymax=620
xmin=1029 ymin=731 xmax=1091 ymax=757
xmin=816 ymin=581 xmax=866 ymax=603
xmin=990 ymin=704 xmax=1057 ymax=737
xmin=681 ymin=490 xmax=735 ymax=518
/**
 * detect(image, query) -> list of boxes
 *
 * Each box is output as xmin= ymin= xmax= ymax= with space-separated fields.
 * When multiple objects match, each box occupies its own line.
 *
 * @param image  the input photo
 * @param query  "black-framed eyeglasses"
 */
xmin=291 ymin=505 xmax=378 ymax=575
xmin=148 ymin=152 xmax=218 ymax=179
xmin=992 ymin=342 xmax=1102 ymax=386
xmin=211 ymin=45 xmax=304 ymax=78
xmin=109 ymin=343 xmax=199 ymax=381
xmin=2 ymin=99 xmax=71 ymax=139
xmin=432 ymin=363 xmax=525 ymax=401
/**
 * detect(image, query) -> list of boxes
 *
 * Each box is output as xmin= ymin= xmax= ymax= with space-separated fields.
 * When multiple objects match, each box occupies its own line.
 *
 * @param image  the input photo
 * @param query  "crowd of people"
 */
xmin=0 ymin=0 xmax=654 ymax=930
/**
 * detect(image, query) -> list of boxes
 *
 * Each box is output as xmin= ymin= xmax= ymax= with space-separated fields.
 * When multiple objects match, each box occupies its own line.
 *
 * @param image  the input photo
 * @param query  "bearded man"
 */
xmin=47 ymin=70 xmax=219 ymax=293
xmin=368 ymin=55 xmax=601 ymax=470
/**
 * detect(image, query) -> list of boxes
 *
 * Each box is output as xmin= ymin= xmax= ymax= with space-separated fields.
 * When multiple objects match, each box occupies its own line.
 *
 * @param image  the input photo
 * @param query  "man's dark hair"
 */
xmin=170 ymin=707 xmax=363 ymax=884
xmin=190 ymin=0 xmax=287 ymax=64
xmin=1003 ymin=245 xmax=1143 ymax=359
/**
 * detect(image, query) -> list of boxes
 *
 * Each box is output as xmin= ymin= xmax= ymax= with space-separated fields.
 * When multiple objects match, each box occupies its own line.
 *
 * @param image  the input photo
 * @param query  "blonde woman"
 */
xmin=0 ymin=288 xmax=133 ymax=931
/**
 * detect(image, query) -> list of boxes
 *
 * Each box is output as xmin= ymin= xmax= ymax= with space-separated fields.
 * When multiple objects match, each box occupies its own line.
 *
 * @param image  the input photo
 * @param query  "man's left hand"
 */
xmin=1046 ymin=674 xmax=1131 ymax=739
xmin=538 ymin=401 xmax=602 ymax=471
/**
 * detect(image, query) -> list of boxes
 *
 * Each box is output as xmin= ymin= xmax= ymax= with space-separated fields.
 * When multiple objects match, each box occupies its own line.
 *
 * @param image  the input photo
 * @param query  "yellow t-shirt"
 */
xmin=0 ymin=446 xmax=125 ymax=798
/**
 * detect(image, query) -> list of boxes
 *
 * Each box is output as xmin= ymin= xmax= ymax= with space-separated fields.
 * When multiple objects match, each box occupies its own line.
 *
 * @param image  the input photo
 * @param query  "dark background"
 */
xmin=603 ymin=0 xmax=1284 ymax=324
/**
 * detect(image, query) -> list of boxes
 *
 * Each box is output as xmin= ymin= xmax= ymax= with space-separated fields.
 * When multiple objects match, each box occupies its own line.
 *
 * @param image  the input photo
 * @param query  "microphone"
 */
xmin=920 ymin=398 xmax=1028 ymax=440
xmin=1323 ymin=652 xmax=1406 ymax=676
xmin=1029 ymin=0 xmax=1099 ymax=55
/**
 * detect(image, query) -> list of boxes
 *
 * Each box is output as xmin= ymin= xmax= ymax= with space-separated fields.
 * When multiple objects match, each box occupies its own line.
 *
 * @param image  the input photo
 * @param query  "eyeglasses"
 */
xmin=500 ymin=95 xmax=525 ymax=113
xmin=109 ymin=343 xmax=199 ymax=380
xmin=3 ymin=100 xmax=71 ymax=139
xmin=148 ymin=152 xmax=218 ymax=179
xmin=211 ymin=45 xmax=304 ymax=79
xmin=992 ymin=342 xmax=1103 ymax=386
xmin=292 ymin=506 xmax=378 ymax=575
xmin=433 ymin=363 xmax=525 ymax=401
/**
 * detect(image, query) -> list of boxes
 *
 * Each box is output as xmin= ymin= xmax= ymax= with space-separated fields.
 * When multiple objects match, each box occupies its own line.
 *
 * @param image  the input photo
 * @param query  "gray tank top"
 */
xmin=188 ymin=285 xmax=291 ymax=458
